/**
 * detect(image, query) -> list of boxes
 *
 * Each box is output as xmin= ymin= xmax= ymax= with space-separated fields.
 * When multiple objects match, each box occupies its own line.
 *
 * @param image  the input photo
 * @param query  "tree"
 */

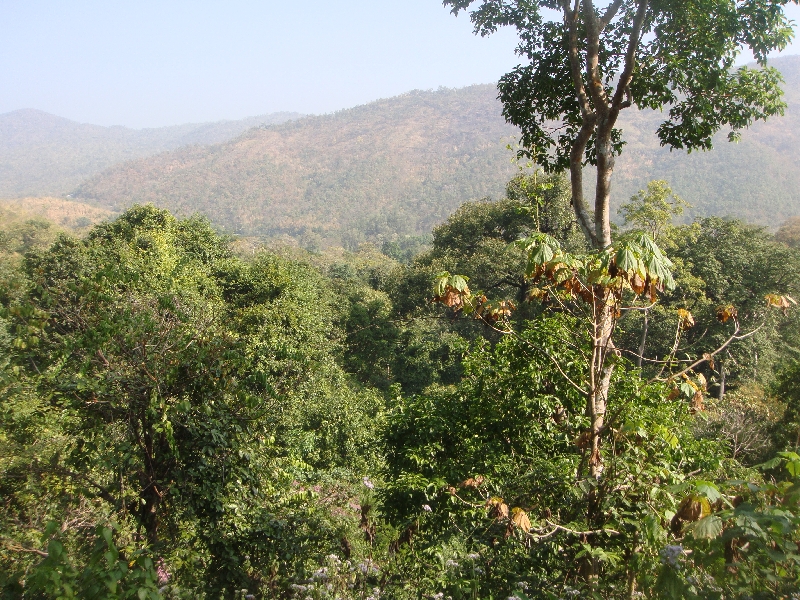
xmin=2 ymin=206 xmax=385 ymax=595
xmin=776 ymin=215 xmax=800 ymax=248
xmin=619 ymin=180 xmax=688 ymax=242
xmin=442 ymin=0 xmax=794 ymax=483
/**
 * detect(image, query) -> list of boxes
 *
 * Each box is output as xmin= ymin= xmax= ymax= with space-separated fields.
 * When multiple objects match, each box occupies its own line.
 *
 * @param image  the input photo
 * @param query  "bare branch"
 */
xmin=0 ymin=538 xmax=49 ymax=557
xmin=649 ymin=321 xmax=765 ymax=384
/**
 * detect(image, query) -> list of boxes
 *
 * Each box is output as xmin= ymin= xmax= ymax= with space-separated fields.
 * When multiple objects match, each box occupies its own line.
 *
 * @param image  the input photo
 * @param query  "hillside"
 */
xmin=0 ymin=197 xmax=113 ymax=231
xmin=0 ymin=110 xmax=302 ymax=197
xmin=611 ymin=54 xmax=800 ymax=225
xmin=61 ymin=55 xmax=800 ymax=244
xmin=74 ymin=85 xmax=521 ymax=247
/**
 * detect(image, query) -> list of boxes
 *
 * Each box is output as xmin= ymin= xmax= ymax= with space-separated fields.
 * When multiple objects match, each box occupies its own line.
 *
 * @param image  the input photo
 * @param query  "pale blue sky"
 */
xmin=1 ymin=1 xmax=798 ymax=128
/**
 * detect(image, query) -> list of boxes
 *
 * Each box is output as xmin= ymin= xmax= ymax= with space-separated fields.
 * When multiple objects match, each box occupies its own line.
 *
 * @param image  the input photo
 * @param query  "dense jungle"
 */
xmin=4 ymin=0 xmax=800 ymax=597
xmin=1 ymin=172 xmax=799 ymax=598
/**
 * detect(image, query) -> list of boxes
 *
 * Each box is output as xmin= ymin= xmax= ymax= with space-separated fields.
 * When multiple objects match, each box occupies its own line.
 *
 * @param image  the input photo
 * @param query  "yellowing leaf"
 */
xmin=677 ymin=308 xmax=695 ymax=330
xmin=716 ymin=305 xmax=738 ymax=323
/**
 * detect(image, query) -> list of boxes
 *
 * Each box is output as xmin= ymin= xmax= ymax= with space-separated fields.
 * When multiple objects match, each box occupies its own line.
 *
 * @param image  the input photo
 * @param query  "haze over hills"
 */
xmin=6 ymin=55 xmax=800 ymax=246
xmin=0 ymin=109 xmax=302 ymax=197
xmin=74 ymin=85 xmax=521 ymax=247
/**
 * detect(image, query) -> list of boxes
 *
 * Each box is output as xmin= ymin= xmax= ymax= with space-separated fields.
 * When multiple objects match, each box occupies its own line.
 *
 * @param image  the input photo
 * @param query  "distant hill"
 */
xmin=5 ymin=56 xmax=796 ymax=247
xmin=0 ymin=110 xmax=302 ymax=197
xmin=74 ymin=85 xmax=521 ymax=247
xmin=73 ymin=57 xmax=800 ymax=245
xmin=611 ymin=54 xmax=800 ymax=226
xmin=0 ymin=197 xmax=113 ymax=230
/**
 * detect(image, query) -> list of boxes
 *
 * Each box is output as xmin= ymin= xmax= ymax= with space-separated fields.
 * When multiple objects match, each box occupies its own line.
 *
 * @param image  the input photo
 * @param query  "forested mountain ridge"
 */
xmin=73 ymin=85 xmax=521 ymax=247
xmin=611 ymin=54 xmax=800 ymax=225
xmin=0 ymin=109 xmax=302 ymax=197
xmin=71 ymin=56 xmax=800 ymax=246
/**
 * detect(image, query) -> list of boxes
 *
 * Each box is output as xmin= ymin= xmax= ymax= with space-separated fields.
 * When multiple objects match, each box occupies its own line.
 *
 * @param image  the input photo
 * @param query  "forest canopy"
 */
xmin=1 ymin=167 xmax=799 ymax=598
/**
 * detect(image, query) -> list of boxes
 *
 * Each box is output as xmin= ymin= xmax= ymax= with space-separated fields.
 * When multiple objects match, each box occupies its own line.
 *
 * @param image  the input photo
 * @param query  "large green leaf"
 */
xmin=690 ymin=515 xmax=723 ymax=539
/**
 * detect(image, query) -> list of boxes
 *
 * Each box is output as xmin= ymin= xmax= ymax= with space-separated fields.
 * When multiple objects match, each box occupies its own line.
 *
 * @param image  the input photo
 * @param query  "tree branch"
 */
xmin=649 ymin=321 xmax=765 ymax=384
xmin=0 ymin=538 xmax=49 ymax=557
xmin=562 ymin=0 xmax=592 ymax=117
xmin=612 ymin=0 xmax=649 ymax=113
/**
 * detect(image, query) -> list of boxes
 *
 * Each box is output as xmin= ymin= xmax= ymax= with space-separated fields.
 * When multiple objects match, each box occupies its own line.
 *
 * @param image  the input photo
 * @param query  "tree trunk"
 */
xmin=589 ymin=290 xmax=615 ymax=479
xmin=637 ymin=309 xmax=648 ymax=369
xmin=718 ymin=360 xmax=726 ymax=401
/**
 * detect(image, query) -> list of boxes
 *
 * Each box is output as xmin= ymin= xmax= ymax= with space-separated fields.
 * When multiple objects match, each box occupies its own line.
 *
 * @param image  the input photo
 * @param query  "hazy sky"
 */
xmin=2 ymin=0 xmax=799 ymax=129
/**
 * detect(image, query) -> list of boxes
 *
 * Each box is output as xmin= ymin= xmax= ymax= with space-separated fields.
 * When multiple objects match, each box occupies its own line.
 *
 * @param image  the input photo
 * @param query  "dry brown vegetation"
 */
xmin=0 ymin=197 xmax=113 ymax=231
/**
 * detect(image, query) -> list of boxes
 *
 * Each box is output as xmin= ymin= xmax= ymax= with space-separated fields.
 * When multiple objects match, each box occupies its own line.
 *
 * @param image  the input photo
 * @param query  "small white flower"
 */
xmin=363 ymin=476 xmax=375 ymax=489
xmin=422 ymin=504 xmax=432 ymax=512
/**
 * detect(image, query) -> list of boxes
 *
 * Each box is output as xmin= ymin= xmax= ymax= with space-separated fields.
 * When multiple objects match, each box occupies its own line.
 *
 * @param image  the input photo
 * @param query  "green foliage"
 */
xmin=659 ymin=454 xmax=800 ymax=598
xmin=776 ymin=215 xmax=800 ymax=249
xmin=621 ymin=217 xmax=800 ymax=390
xmin=381 ymin=314 xmax=728 ymax=598
xmin=446 ymin=0 xmax=792 ymax=169
xmin=0 ymin=205 xmax=385 ymax=597
xmin=775 ymin=361 xmax=800 ymax=449
xmin=619 ymin=180 xmax=689 ymax=241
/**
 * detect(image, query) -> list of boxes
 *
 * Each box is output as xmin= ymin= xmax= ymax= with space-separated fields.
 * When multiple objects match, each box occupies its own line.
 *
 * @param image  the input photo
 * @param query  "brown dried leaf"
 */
xmin=574 ymin=430 xmax=592 ymax=449
xmin=511 ymin=507 xmax=532 ymax=533
xmin=460 ymin=475 xmax=485 ymax=489
xmin=690 ymin=390 xmax=704 ymax=413
xmin=716 ymin=305 xmax=738 ymax=323
xmin=486 ymin=497 xmax=509 ymax=519
xmin=630 ymin=272 xmax=646 ymax=295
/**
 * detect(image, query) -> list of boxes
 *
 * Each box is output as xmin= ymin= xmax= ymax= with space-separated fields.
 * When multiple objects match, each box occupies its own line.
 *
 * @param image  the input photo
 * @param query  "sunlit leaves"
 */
xmin=676 ymin=308 xmax=695 ymax=330
xmin=716 ymin=304 xmax=738 ymax=323
xmin=432 ymin=272 xmax=471 ymax=310
xmin=689 ymin=514 xmax=724 ymax=540
xmin=511 ymin=507 xmax=532 ymax=533
xmin=517 ymin=231 xmax=675 ymax=304
xmin=765 ymin=293 xmax=797 ymax=315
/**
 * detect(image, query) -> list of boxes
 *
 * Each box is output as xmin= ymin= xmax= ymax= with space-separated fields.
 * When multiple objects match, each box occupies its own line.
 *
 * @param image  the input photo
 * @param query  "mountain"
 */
xmin=16 ymin=56 xmax=800 ymax=247
xmin=74 ymin=85 xmax=521 ymax=247
xmin=0 ymin=110 xmax=302 ymax=197
xmin=611 ymin=54 xmax=800 ymax=226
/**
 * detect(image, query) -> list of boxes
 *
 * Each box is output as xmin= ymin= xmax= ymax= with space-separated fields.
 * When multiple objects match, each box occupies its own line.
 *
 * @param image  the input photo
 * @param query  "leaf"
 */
xmin=486 ymin=497 xmax=509 ymax=519
xmin=716 ymin=304 xmax=738 ymax=323
xmin=529 ymin=243 xmax=555 ymax=265
xmin=630 ymin=272 xmax=646 ymax=295
xmin=511 ymin=507 xmax=532 ymax=532
xmin=460 ymin=475 xmax=485 ymax=489
xmin=676 ymin=308 xmax=694 ymax=330
xmin=690 ymin=515 xmax=723 ymax=539
xmin=616 ymin=246 xmax=639 ymax=273
xmin=694 ymin=481 xmax=722 ymax=503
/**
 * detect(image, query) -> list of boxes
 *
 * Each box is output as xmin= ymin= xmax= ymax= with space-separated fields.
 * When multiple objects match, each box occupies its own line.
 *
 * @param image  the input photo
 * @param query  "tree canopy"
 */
xmin=445 ymin=0 xmax=794 ymax=247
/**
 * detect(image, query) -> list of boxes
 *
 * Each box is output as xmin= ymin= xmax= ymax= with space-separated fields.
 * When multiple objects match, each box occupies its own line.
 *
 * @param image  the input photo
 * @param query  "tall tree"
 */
xmin=442 ymin=0 xmax=795 ymax=483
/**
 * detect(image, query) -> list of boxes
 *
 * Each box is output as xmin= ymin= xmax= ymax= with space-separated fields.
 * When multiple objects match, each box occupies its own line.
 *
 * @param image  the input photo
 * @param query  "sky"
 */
xmin=1 ymin=0 xmax=799 ymax=129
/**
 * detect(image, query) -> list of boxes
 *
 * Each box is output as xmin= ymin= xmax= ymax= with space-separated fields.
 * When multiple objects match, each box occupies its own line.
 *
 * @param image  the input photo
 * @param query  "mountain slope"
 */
xmin=73 ymin=55 xmax=800 ymax=245
xmin=0 ymin=109 xmax=302 ymax=197
xmin=611 ymin=54 xmax=800 ymax=225
xmin=74 ymin=85 xmax=520 ymax=246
